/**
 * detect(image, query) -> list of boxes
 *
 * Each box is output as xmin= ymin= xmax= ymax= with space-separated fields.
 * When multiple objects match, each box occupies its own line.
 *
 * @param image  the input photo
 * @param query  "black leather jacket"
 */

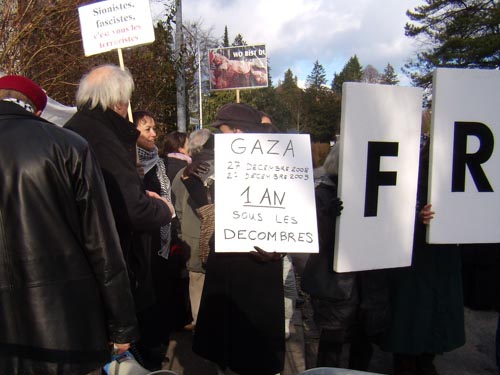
xmin=0 ymin=101 xmax=139 ymax=374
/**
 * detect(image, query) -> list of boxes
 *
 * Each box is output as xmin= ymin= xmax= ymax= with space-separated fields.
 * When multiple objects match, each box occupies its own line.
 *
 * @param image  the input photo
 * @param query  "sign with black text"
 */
xmin=214 ymin=133 xmax=318 ymax=253
xmin=427 ymin=68 xmax=500 ymax=243
xmin=78 ymin=0 xmax=155 ymax=56
xmin=335 ymin=83 xmax=423 ymax=272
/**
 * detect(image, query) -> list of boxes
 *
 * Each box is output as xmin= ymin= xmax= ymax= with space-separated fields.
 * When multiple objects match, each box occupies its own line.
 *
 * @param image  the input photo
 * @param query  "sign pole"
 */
xmin=236 ymin=89 xmax=240 ymax=103
xmin=117 ymin=48 xmax=133 ymax=122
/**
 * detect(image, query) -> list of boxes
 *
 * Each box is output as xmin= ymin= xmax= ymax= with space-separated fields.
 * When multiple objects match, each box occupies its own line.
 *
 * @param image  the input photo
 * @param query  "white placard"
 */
xmin=428 ymin=68 xmax=500 ymax=244
xmin=334 ymin=83 xmax=423 ymax=272
xmin=78 ymin=0 xmax=155 ymax=57
xmin=214 ymin=133 xmax=319 ymax=253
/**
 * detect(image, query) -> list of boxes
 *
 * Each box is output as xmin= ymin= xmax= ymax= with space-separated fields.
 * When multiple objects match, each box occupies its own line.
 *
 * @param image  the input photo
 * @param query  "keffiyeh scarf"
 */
xmin=138 ymin=146 xmax=172 ymax=259
xmin=2 ymin=98 xmax=35 ymax=113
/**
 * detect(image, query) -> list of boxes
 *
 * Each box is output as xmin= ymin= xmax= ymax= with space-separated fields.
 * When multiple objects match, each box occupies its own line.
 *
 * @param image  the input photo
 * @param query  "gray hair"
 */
xmin=189 ymin=128 xmax=212 ymax=155
xmin=76 ymin=64 xmax=134 ymax=111
xmin=323 ymin=142 xmax=340 ymax=177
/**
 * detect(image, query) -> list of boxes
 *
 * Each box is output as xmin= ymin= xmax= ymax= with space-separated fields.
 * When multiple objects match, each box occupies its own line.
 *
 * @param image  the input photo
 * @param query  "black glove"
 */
xmin=183 ymin=160 xmax=210 ymax=180
xmin=249 ymin=246 xmax=283 ymax=263
xmin=329 ymin=197 xmax=343 ymax=217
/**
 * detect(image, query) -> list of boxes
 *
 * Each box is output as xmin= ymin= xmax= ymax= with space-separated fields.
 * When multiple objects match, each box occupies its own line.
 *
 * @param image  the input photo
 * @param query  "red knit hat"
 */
xmin=0 ymin=75 xmax=47 ymax=111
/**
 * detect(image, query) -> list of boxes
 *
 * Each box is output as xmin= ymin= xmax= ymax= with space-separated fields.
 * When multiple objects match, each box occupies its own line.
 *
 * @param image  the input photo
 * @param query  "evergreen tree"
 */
xmin=331 ymin=55 xmax=363 ymax=93
xmin=403 ymin=0 xmax=500 ymax=88
xmin=232 ymin=33 xmax=247 ymax=46
xmin=276 ymin=69 xmax=303 ymax=132
xmin=380 ymin=63 xmax=400 ymax=85
xmin=306 ymin=60 xmax=327 ymax=88
xmin=223 ymin=25 xmax=229 ymax=47
xmin=281 ymin=69 xmax=298 ymax=88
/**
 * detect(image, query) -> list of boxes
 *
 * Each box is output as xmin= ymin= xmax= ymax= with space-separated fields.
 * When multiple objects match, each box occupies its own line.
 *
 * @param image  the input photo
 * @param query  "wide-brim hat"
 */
xmin=211 ymin=103 xmax=262 ymax=132
xmin=0 ymin=75 xmax=47 ymax=111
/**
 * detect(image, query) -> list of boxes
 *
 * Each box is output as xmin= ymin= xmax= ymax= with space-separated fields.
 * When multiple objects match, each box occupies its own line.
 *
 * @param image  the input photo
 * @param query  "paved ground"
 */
xmin=161 ymin=303 xmax=497 ymax=375
xmin=160 ymin=253 xmax=497 ymax=375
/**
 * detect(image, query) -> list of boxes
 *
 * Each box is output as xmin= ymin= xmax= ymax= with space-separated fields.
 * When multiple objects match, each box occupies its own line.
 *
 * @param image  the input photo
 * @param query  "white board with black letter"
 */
xmin=428 ymin=68 xmax=500 ymax=244
xmin=334 ymin=83 xmax=423 ymax=272
xmin=214 ymin=133 xmax=319 ymax=253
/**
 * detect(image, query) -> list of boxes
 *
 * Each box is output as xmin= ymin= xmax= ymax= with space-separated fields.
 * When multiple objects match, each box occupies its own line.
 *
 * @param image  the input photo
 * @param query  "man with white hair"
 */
xmin=65 ymin=65 xmax=175 ymax=362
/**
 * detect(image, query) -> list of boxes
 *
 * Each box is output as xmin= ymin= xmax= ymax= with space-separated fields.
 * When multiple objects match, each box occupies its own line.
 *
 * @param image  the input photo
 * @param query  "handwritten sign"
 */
xmin=78 ymin=0 xmax=155 ymax=56
xmin=214 ymin=133 xmax=319 ymax=253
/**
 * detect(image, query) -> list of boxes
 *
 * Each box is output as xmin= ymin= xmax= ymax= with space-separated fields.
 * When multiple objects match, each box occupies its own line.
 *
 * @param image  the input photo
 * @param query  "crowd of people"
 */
xmin=0 ymin=65 xmax=499 ymax=375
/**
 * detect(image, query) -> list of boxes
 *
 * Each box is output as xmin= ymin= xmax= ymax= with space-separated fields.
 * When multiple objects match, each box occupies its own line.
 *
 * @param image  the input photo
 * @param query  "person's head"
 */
xmin=76 ymin=64 xmax=134 ymax=117
xmin=211 ymin=103 xmax=265 ymax=134
xmin=323 ymin=142 xmax=340 ymax=177
xmin=189 ymin=128 xmax=213 ymax=155
xmin=133 ymin=111 xmax=157 ymax=151
xmin=0 ymin=75 xmax=47 ymax=115
xmin=259 ymin=110 xmax=280 ymax=134
xmin=163 ymin=131 xmax=188 ymax=155
xmin=259 ymin=111 xmax=273 ymax=125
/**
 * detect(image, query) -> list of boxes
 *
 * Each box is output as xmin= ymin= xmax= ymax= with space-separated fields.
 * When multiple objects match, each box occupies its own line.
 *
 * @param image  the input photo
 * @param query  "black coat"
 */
xmin=0 ymin=102 xmax=138 ymax=375
xmin=302 ymin=177 xmax=390 ymax=339
xmin=382 ymin=143 xmax=465 ymax=354
xmin=190 ymin=164 xmax=285 ymax=375
xmin=139 ymin=160 xmax=191 ymax=343
xmin=193 ymin=253 xmax=285 ymax=375
xmin=65 ymin=107 xmax=172 ymax=311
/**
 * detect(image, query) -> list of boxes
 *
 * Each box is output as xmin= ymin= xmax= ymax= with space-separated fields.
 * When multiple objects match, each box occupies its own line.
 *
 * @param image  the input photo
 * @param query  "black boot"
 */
xmin=316 ymin=329 xmax=345 ymax=367
xmin=317 ymin=342 xmax=343 ymax=367
xmin=348 ymin=325 xmax=373 ymax=371
xmin=348 ymin=339 xmax=373 ymax=371
xmin=393 ymin=353 xmax=417 ymax=375
xmin=416 ymin=353 xmax=438 ymax=375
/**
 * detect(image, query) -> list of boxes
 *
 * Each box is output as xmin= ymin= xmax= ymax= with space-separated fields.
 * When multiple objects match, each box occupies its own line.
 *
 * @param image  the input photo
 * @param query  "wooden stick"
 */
xmin=117 ymin=48 xmax=133 ymax=122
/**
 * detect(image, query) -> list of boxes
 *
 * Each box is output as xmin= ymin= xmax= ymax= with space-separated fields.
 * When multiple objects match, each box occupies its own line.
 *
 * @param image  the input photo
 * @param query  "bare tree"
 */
xmin=361 ymin=64 xmax=380 ymax=83
xmin=0 ymin=0 xmax=103 ymax=103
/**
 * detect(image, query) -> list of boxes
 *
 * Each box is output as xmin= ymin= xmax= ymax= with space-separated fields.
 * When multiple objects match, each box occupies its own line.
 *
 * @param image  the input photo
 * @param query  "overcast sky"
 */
xmin=167 ymin=0 xmax=426 ymax=87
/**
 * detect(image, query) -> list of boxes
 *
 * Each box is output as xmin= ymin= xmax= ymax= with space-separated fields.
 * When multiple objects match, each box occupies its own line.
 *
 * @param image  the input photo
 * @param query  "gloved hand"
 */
xmin=183 ymin=160 xmax=210 ymax=180
xmin=250 ymin=246 xmax=283 ymax=263
xmin=329 ymin=197 xmax=343 ymax=217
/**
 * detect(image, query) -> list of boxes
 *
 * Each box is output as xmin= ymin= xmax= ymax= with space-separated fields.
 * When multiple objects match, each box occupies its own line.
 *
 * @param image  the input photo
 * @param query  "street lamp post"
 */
xmin=197 ymin=41 xmax=203 ymax=128
xmin=175 ymin=0 xmax=186 ymax=132
xmin=183 ymin=25 xmax=203 ymax=129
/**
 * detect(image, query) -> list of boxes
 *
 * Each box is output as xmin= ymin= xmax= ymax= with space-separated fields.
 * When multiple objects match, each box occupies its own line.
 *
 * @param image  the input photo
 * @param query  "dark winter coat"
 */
xmin=139 ymin=160 xmax=191 ymax=342
xmin=193 ymin=253 xmax=285 ymax=375
xmin=65 ymin=106 xmax=172 ymax=311
xmin=190 ymin=164 xmax=285 ymax=375
xmin=0 ymin=102 xmax=139 ymax=375
xmin=382 ymin=143 xmax=465 ymax=354
xmin=302 ymin=176 xmax=390 ymax=340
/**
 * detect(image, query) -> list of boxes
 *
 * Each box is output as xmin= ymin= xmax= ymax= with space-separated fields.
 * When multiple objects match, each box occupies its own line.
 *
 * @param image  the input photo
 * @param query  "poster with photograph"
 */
xmin=214 ymin=133 xmax=318 ymax=253
xmin=209 ymin=45 xmax=268 ymax=90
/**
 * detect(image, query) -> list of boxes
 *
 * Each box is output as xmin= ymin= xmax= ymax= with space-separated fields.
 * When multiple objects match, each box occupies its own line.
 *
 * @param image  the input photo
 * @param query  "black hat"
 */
xmin=211 ymin=103 xmax=262 ymax=131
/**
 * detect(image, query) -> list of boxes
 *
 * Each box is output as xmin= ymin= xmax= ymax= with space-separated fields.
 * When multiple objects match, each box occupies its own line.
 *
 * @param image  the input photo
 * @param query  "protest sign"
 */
xmin=78 ymin=0 xmax=155 ymax=57
xmin=334 ymin=83 xmax=422 ymax=272
xmin=214 ymin=133 xmax=318 ymax=253
xmin=427 ymin=68 xmax=500 ymax=244
xmin=209 ymin=45 xmax=268 ymax=90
